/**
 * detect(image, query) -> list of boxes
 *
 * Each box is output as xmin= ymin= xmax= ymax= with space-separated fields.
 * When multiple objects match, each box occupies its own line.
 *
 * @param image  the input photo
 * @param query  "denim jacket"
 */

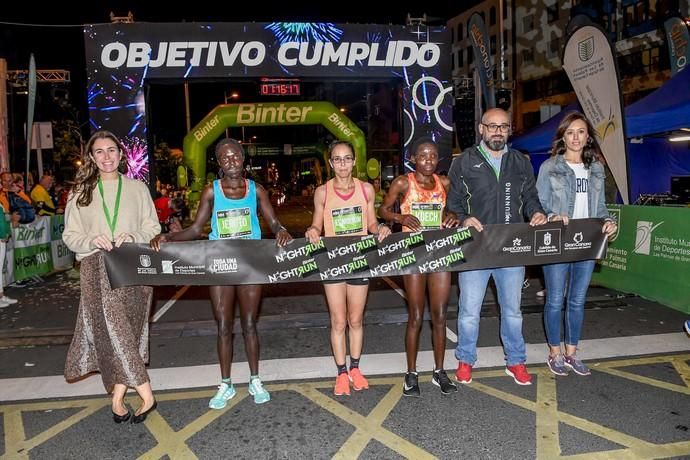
xmin=536 ymin=154 xmax=610 ymax=220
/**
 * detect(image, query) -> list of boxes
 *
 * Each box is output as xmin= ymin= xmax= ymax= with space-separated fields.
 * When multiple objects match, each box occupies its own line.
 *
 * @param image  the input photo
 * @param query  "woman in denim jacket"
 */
xmin=536 ymin=111 xmax=617 ymax=377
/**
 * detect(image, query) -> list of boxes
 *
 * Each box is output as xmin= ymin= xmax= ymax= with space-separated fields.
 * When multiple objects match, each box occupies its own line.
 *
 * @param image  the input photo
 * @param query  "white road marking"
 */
xmin=2 ymin=333 xmax=687 ymax=401
xmin=152 ymin=285 xmax=190 ymax=323
xmin=382 ymin=276 xmax=406 ymax=299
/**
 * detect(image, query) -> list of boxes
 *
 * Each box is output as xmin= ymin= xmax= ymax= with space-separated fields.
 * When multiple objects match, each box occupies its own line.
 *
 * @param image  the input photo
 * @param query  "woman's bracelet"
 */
xmin=377 ymin=222 xmax=389 ymax=231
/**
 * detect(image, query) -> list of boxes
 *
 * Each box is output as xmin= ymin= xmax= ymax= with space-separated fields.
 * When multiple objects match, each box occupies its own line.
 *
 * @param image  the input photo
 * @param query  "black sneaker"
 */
xmin=402 ymin=372 xmax=420 ymax=397
xmin=432 ymin=369 xmax=458 ymax=394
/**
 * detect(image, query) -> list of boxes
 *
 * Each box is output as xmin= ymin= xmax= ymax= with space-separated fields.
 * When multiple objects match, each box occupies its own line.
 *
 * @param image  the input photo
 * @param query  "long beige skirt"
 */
xmin=64 ymin=252 xmax=153 ymax=393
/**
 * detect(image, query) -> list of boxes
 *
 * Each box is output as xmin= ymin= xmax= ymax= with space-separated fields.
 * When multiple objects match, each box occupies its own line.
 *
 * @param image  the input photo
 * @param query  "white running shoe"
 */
xmin=0 ymin=296 xmax=18 ymax=304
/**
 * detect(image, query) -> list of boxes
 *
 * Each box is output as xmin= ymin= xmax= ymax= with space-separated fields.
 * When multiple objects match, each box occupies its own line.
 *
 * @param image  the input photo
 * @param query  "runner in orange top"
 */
xmin=305 ymin=140 xmax=391 ymax=396
xmin=379 ymin=137 xmax=459 ymax=397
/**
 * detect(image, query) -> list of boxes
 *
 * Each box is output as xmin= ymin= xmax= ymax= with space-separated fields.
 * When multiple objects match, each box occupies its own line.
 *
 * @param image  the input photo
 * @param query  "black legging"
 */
xmin=209 ymin=284 xmax=262 ymax=378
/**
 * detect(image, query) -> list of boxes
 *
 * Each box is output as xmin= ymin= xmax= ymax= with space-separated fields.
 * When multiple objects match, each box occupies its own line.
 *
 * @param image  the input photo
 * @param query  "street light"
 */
xmin=224 ymin=91 xmax=243 ymax=140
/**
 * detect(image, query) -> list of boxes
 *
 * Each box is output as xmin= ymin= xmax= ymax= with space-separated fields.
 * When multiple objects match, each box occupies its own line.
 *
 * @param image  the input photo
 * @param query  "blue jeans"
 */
xmin=455 ymin=266 xmax=526 ymax=366
xmin=542 ymin=260 xmax=596 ymax=347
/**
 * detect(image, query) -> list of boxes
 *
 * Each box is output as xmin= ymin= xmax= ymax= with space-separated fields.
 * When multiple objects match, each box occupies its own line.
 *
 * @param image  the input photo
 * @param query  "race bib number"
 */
xmin=331 ymin=206 xmax=364 ymax=235
xmin=216 ymin=208 xmax=252 ymax=239
xmin=411 ymin=203 xmax=442 ymax=229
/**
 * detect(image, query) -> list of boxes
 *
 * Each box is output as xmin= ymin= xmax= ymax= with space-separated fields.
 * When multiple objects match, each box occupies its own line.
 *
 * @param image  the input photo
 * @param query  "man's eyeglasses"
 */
xmin=481 ymin=123 xmax=511 ymax=133
xmin=331 ymin=156 xmax=354 ymax=165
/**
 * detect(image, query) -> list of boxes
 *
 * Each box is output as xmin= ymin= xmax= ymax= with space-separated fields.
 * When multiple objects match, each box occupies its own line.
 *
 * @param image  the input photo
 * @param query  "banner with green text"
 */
xmin=592 ymin=205 xmax=690 ymax=312
xmin=105 ymin=219 xmax=608 ymax=288
xmin=11 ymin=216 xmax=52 ymax=280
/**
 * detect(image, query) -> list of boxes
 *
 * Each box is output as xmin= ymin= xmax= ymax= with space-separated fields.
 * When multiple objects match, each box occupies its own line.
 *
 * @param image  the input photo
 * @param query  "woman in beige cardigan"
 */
xmin=62 ymin=130 xmax=161 ymax=424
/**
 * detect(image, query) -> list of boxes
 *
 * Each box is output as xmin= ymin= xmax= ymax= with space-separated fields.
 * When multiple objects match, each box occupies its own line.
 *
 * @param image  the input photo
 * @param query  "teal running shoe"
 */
xmin=248 ymin=377 xmax=270 ymax=404
xmin=208 ymin=382 xmax=236 ymax=409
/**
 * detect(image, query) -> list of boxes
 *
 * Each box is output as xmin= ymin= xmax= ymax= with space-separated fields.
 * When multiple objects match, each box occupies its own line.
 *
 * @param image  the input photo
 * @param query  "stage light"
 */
xmin=669 ymin=135 xmax=690 ymax=142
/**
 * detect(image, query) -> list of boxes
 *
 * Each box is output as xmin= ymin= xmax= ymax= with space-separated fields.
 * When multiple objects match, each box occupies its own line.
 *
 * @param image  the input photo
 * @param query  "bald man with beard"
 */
xmin=447 ymin=108 xmax=547 ymax=387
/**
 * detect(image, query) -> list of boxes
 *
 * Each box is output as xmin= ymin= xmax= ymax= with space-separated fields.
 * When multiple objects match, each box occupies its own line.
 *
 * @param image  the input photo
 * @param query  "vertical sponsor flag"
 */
xmin=664 ymin=17 xmax=689 ymax=75
xmin=563 ymin=24 xmax=630 ymax=204
xmin=468 ymin=13 xmax=496 ymax=108
xmin=25 ymin=54 xmax=37 ymax=187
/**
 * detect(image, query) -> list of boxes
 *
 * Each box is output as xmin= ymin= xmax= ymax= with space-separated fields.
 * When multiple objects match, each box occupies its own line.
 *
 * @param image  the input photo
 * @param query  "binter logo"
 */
xmin=633 ymin=220 xmax=664 ymax=255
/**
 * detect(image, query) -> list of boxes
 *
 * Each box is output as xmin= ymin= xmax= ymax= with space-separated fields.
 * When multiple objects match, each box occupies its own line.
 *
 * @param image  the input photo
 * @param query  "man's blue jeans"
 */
xmin=455 ymin=266 xmax=526 ymax=366
xmin=542 ymin=260 xmax=596 ymax=347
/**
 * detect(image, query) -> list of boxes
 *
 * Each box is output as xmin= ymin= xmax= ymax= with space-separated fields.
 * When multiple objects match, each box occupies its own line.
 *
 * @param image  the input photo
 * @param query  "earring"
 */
xmin=218 ymin=168 xmax=225 ymax=178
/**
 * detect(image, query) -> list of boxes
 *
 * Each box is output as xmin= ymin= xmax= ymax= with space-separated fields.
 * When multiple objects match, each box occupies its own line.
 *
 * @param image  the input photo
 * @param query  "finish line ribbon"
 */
xmin=104 ymin=219 xmax=608 ymax=288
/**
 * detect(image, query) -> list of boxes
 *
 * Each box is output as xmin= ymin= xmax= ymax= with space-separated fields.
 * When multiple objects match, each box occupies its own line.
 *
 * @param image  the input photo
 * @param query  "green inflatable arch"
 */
xmin=182 ymin=101 xmax=367 ymax=200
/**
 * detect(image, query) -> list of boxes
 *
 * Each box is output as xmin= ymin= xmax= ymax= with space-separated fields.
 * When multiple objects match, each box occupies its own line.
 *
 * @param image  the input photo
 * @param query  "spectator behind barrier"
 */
xmin=0 ymin=172 xmax=35 ymax=224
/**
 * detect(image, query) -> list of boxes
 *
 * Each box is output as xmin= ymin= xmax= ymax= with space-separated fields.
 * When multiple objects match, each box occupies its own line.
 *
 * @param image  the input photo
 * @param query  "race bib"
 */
xmin=411 ymin=203 xmax=442 ymax=229
xmin=331 ymin=206 xmax=364 ymax=235
xmin=216 ymin=208 xmax=252 ymax=239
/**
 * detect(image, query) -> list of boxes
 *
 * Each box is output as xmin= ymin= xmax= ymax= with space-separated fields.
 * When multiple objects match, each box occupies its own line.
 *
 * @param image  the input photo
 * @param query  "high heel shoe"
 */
xmin=112 ymin=409 xmax=131 ymax=424
xmin=131 ymin=400 xmax=157 ymax=424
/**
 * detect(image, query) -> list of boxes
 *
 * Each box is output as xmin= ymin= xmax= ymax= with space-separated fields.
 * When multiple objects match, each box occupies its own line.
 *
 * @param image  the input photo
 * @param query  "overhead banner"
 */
xmin=104 ymin=219 xmax=608 ymax=288
xmin=468 ymin=13 xmax=496 ymax=108
xmin=84 ymin=22 xmax=454 ymax=182
xmin=664 ymin=17 xmax=689 ymax=75
xmin=563 ymin=24 xmax=630 ymax=204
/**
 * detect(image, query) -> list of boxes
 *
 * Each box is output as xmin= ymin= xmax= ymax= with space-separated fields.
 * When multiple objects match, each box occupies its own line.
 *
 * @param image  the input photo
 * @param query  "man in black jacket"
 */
xmin=448 ymin=108 xmax=547 ymax=386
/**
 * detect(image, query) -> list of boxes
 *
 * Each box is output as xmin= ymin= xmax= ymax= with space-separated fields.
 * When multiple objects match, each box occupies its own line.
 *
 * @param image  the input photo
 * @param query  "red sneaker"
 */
xmin=505 ymin=364 xmax=533 ymax=385
xmin=334 ymin=373 xmax=350 ymax=396
xmin=348 ymin=368 xmax=369 ymax=391
xmin=455 ymin=362 xmax=473 ymax=384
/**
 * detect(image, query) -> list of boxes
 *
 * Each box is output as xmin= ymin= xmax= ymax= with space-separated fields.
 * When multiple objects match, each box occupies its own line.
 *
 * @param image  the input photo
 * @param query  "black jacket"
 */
xmin=447 ymin=145 xmax=544 ymax=225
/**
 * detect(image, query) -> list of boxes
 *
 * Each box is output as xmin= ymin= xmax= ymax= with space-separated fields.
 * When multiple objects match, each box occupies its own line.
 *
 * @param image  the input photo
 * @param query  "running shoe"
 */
xmin=684 ymin=320 xmax=690 ymax=336
xmin=349 ymin=368 xmax=369 ymax=391
xmin=402 ymin=372 xmax=420 ymax=397
xmin=0 ymin=296 xmax=18 ymax=304
xmin=432 ymin=369 xmax=458 ymax=394
xmin=334 ymin=373 xmax=350 ymax=396
xmin=208 ymin=382 xmax=236 ymax=409
xmin=248 ymin=377 xmax=271 ymax=404
xmin=455 ymin=362 xmax=473 ymax=384
xmin=563 ymin=355 xmax=591 ymax=376
xmin=505 ymin=364 xmax=533 ymax=385
xmin=546 ymin=354 xmax=569 ymax=376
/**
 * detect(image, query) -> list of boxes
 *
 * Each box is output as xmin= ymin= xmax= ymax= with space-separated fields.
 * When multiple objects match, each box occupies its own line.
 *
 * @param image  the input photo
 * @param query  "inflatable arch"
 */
xmin=183 ymin=101 xmax=366 ymax=199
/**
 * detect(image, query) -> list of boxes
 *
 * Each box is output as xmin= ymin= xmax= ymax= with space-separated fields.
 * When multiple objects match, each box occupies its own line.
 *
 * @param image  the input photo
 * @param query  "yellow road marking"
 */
xmin=297 ymin=385 xmax=436 ymax=459
xmin=2 ymin=354 xmax=690 ymax=459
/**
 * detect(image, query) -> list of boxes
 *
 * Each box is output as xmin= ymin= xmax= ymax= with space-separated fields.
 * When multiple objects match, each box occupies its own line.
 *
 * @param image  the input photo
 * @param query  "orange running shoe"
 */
xmin=348 ymin=368 xmax=369 ymax=391
xmin=334 ymin=373 xmax=350 ymax=396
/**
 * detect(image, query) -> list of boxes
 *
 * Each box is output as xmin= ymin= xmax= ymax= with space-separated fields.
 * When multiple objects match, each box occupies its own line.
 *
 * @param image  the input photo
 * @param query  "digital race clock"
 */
xmin=260 ymin=82 xmax=301 ymax=96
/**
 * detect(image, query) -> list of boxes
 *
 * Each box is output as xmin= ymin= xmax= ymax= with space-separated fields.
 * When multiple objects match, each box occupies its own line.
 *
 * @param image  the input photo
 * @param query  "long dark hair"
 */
xmin=73 ymin=130 xmax=128 ymax=207
xmin=550 ymin=111 xmax=602 ymax=169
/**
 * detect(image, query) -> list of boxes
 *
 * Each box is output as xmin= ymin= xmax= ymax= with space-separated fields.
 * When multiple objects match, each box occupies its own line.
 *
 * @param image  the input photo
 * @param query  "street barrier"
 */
xmin=592 ymin=205 xmax=690 ymax=313
xmin=2 ymin=215 xmax=74 ymax=286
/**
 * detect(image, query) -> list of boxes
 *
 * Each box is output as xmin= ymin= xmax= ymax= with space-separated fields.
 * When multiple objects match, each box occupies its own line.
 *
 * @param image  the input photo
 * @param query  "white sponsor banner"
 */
xmin=563 ymin=25 xmax=629 ymax=204
xmin=11 ymin=216 xmax=51 ymax=249
xmin=51 ymin=240 xmax=74 ymax=270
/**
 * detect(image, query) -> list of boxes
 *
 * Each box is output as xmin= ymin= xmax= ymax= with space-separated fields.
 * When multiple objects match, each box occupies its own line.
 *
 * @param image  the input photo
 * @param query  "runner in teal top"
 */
xmin=151 ymin=138 xmax=292 ymax=409
xmin=209 ymin=178 xmax=261 ymax=240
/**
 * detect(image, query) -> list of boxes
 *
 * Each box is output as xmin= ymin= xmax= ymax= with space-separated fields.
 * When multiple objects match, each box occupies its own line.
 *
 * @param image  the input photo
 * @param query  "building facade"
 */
xmin=449 ymin=0 xmax=690 ymax=138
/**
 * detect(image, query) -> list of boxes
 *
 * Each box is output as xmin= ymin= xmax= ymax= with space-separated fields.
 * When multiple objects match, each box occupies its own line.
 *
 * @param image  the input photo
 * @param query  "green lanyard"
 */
xmin=97 ymin=175 xmax=122 ymax=239
xmin=477 ymin=144 xmax=501 ymax=180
